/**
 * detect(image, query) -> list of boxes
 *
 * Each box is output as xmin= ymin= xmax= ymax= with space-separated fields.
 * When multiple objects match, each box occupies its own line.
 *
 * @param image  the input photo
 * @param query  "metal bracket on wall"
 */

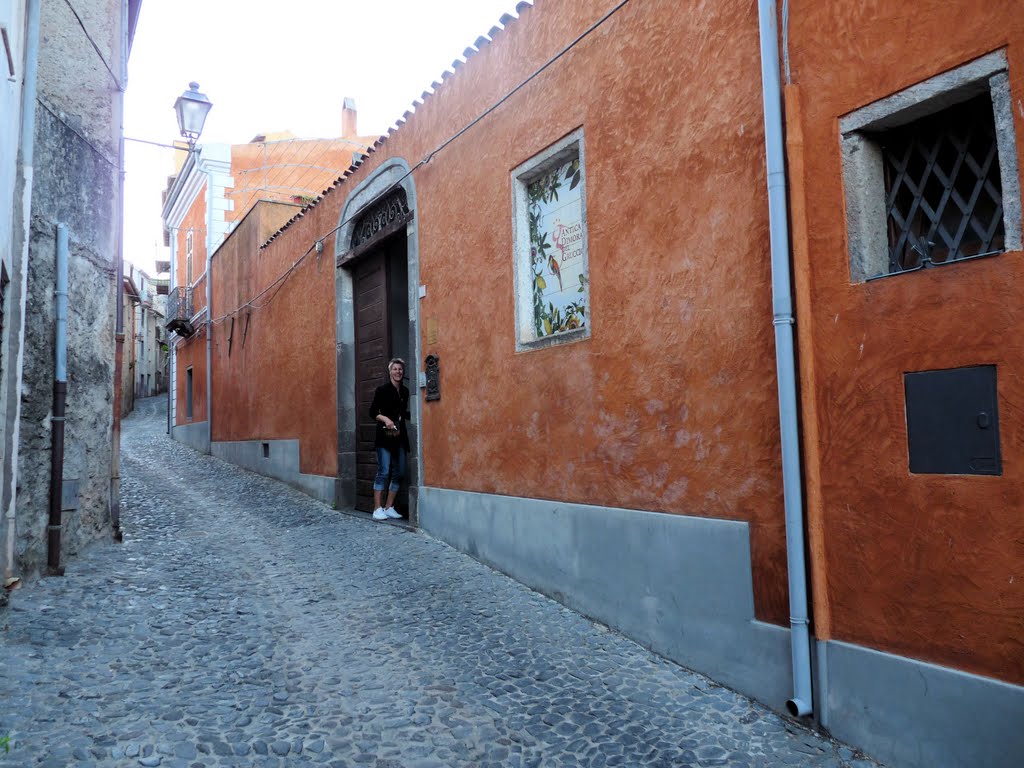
xmin=425 ymin=354 xmax=440 ymax=401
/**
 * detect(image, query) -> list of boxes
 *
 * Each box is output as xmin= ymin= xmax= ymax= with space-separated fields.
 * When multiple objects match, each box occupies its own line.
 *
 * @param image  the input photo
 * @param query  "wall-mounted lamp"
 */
xmin=173 ymin=81 xmax=213 ymax=149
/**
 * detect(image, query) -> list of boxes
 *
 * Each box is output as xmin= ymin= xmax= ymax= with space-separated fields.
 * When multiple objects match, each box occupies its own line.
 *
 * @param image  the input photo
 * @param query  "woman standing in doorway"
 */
xmin=369 ymin=358 xmax=410 ymax=521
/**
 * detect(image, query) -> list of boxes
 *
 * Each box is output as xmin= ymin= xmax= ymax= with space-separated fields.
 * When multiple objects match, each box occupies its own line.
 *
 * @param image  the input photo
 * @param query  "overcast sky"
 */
xmin=124 ymin=0 xmax=519 ymax=274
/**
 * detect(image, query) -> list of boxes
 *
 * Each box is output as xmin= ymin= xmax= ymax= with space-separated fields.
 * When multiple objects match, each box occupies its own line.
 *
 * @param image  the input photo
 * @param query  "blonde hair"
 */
xmin=387 ymin=358 xmax=406 ymax=371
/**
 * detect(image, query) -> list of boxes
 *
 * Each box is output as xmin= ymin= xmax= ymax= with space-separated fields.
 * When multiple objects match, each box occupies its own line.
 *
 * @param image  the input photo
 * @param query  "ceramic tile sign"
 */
xmin=527 ymin=156 xmax=588 ymax=338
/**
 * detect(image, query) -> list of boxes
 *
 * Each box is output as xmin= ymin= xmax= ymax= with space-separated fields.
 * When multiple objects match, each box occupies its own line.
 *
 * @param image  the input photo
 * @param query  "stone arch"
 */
xmin=334 ymin=159 xmax=421 ymax=518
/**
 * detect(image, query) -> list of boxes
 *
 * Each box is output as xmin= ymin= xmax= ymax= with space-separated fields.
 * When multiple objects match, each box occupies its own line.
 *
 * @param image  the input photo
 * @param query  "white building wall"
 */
xmin=0 ymin=0 xmax=27 ymax=282
xmin=0 ymin=0 xmax=27 ymax=586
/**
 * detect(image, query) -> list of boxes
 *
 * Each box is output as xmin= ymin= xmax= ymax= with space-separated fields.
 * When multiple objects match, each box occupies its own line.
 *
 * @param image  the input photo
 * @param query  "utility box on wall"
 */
xmin=904 ymin=365 xmax=1001 ymax=475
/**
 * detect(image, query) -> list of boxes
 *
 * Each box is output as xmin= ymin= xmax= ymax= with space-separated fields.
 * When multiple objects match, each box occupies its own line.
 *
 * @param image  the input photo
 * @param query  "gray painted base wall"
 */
xmin=418 ymin=487 xmax=793 ymax=709
xmin=172 ymin=422 xmax=210 ymax=455
xmin=212 ymin=439 xmax=334 ymax=504
xmin=821 ymin=639 xmax=1024 ymax=768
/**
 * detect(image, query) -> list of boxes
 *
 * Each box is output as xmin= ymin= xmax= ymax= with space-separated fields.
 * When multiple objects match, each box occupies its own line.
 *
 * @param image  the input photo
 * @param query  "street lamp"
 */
xmin=173 ymin=82 xmax=213 ymax=149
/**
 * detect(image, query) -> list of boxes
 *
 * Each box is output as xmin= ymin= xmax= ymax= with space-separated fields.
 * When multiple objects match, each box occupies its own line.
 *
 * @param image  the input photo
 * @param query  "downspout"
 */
xmin=756 ymin=0 xmax=813 ymax=717
xmin=167 ymin=228 xmax=175 ymax=436
xmin=47 ymin=225 xmax=69 ymax=576
xmin=110 ymin=0 xmax=129 ymax=541
xmin=5 ymin=0 xmax=41 ymax=584
xmin=205 ymin=162 xmax=213 ymax=455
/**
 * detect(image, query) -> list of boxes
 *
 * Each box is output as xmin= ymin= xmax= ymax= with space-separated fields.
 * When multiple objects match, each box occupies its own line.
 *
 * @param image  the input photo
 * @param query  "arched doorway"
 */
xmin=334 ymin=161 xmax=420 ymax=521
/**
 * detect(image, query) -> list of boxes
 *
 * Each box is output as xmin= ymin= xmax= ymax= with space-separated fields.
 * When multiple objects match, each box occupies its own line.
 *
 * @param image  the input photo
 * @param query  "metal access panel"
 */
xmin=904 ymin=365 xmax=1001 ymax=475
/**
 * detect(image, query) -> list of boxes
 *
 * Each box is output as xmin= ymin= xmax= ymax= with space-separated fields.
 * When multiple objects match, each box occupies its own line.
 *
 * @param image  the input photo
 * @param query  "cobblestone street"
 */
xmin=0 ymin=397 xmax=882 ymax=768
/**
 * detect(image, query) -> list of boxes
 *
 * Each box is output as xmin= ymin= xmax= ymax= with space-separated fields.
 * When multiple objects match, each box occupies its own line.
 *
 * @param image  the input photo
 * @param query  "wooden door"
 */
xmin=353 ymin=252 xmax=389 ymax=511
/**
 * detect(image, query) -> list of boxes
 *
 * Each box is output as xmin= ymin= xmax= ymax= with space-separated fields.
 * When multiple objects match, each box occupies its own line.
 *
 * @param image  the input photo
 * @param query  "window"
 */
xmin=185 ymin=367 xmax=193 ymax=420
xmin=185 ymin=230 xmax=194 ymax=286
xmin=512 ymin=128 xmax=590 ymax=350
xmin=840 ymin=50 xmax=1021 ymax=281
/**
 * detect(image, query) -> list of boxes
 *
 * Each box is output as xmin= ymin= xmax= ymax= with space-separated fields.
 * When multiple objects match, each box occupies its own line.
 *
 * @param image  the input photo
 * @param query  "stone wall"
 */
xmin=14 ymin=0 xmax=122 ymax=576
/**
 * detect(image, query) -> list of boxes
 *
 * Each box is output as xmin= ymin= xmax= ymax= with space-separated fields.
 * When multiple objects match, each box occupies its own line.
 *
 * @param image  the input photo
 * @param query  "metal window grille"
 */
xmin=882 ymin=93 xmax=1004 ymax=272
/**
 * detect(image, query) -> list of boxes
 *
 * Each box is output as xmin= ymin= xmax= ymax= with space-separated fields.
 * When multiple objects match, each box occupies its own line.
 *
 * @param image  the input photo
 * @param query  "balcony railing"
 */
xmin=165 ymin=286 xmax=195 ymax=337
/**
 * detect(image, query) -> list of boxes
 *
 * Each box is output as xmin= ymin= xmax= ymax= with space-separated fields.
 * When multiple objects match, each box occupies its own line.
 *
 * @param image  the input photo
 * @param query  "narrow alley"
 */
xmin=0 ymin=398 xmax=880 ymax=768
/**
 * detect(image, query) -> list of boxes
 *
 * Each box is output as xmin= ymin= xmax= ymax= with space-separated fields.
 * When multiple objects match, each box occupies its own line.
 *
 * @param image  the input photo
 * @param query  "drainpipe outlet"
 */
xmin=786 ymin=697 xmax=812 ymax=718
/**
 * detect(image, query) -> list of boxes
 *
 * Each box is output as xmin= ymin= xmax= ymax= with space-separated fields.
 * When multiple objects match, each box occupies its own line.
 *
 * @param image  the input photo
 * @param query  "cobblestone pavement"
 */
xmin=0 ymin=397 xmax=883 ymax=768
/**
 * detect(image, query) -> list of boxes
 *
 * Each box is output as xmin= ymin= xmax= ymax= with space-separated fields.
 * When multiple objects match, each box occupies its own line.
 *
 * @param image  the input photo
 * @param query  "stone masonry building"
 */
xmin=0 ymin=0 xmax=143 ymax=583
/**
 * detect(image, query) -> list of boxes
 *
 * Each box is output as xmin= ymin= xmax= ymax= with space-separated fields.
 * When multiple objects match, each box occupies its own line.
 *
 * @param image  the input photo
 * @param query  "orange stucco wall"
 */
xmin=174 ymin=134 xmax=369 ymax=465
xmin=787 ymin=2 xmax=1024 ymax=683
xmin=174 ymin=334 xmax=206 ymax=426
xmin=209 ymin=200 xmax=338 ymax=477
xmin=172 ymin=185 xmax=209 ymax=427
xmin=324 ymin=0 xmax=790 ymax=623
xmin=175 ymin=187 xmax=207 ymax=305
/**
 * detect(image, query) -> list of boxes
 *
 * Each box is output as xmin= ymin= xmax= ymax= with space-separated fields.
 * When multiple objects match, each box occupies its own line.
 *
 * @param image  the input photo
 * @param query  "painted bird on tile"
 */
xmin=548 ymin=254 xmax=563 ymax=291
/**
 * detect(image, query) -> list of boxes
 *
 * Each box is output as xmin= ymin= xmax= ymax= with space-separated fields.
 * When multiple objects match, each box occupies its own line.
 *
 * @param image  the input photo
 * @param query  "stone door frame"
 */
xmin=334 ymin=159 xmax=421 ymax=521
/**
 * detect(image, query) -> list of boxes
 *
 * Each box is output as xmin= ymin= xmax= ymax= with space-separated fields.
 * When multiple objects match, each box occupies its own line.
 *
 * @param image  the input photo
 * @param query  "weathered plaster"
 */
xmin=208 ymin=200 xmax=337 ymax=478
xmin=17 ymin=211 xmax=116 ymax=574
xmin=11 ymin=0 xmax=125 ymax=574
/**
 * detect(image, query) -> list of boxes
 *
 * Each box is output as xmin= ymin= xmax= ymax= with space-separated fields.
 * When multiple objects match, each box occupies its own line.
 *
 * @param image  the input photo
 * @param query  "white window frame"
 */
xmin=511 ymin=127 xmax=591 ymax=352
xmin=185 ymin=229 xmax=194 ymax=287
xmin=839 ymin=49 xmax=1021 ymax=282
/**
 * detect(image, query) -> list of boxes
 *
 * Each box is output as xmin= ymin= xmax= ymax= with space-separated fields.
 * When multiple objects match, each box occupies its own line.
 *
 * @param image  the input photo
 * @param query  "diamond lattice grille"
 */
xmin=882 ymin=93 xmax=1005 ymax=272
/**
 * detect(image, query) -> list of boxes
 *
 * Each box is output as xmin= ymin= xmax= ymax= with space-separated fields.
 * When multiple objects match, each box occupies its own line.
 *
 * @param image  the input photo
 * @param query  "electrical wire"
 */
xmin=36 ymin=96 xmax=118 ymax=169
xmin=209 ymin=0 xmax=634 ymax=325
xmin=61 ymin=0 xmax=123 ymax=91
xmin=234 ymin=162 xmax=354 ymax=177
xmin=231 ymin=141 xmax=347 ymax=218
xmin=272 ymin=140 xmax=334 ymax=196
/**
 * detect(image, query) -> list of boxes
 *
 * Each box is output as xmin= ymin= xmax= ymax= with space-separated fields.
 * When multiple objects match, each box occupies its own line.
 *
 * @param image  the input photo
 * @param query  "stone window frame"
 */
xmin=840 ymin=49 xmax=1021 ymax=282
xmin=511 ymin=127 xmax=591 ymax=352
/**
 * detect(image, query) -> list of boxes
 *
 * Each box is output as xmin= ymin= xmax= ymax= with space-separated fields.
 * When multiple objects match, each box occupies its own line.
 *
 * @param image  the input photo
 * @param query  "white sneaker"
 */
xmin=384 ymin=507 xmax=402 ymax=519
xmin=372 ymin=507 xmax=387 ymax=521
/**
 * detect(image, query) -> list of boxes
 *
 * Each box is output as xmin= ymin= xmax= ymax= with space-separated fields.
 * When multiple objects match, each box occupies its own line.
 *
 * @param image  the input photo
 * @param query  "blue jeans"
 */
xmin=373 ymin=446 xmax=407 ymax=493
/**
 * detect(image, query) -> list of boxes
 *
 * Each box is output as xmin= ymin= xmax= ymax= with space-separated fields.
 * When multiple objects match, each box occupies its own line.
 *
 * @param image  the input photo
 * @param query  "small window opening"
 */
xmin=879 ymin=93 xmax=1004 ymax=272
xmin=840 ymin=51 xmax=1021 ymax=282
xmin=262 ymin=442 xmax=270 ymax=459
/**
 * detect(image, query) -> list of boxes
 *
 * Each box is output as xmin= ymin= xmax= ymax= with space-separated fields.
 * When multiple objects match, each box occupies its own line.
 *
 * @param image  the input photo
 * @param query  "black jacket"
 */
xmin=369 ymin=381 xmax=411 ymax=453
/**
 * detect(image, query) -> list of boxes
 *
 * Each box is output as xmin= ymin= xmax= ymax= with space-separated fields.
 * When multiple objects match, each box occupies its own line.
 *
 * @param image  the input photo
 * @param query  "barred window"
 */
xmin=881 ymin=93 xmax=1004 ymax=271
xmin=840 ymin=51 xmax=1021 ymax=282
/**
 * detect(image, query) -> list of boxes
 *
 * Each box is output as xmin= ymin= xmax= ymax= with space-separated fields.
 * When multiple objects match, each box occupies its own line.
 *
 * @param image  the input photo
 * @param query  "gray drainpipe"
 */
xmin=47 ymin=225 xmax=69 ymax=576
xmin=205 ymin=161 xmax=214 ymax=455
xmin=756 ymin=0 xmax=813 ymax=717
xmin=109 ymin=0 xmax=130 ymax=542
xmin=5 ymin=0 xmax=41 ymax=583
